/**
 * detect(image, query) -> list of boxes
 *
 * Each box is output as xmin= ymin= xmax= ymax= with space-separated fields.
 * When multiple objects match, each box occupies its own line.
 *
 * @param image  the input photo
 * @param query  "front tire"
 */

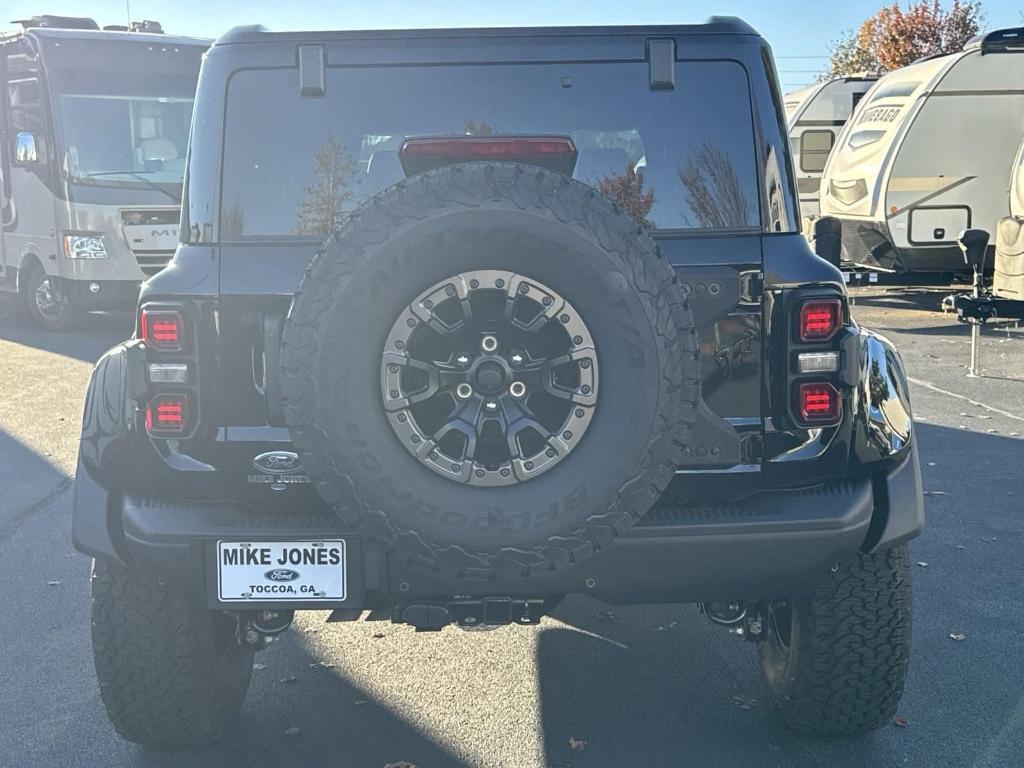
xmin=90 ymin=558 xmax=254 ymax=747
xmin=23 ymin=262 xmax=78 ymax=331
xmin=758 ymin=545 xmax=912 ymax=735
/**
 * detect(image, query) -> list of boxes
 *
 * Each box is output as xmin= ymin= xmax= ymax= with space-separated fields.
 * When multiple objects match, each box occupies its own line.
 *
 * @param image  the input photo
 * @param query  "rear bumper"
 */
xmin=72 ymin=442 xmax=923 ymax=609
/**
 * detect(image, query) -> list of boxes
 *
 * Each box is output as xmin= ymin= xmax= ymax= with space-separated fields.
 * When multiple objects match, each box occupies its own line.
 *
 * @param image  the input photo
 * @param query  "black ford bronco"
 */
xmin=72 ymin=17 xmax=924 ymax=747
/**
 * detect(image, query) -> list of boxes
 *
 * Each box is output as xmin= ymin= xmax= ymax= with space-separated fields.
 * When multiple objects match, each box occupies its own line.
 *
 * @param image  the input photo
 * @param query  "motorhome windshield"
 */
xmin=51 ymin=70 xmax=194 ymax=190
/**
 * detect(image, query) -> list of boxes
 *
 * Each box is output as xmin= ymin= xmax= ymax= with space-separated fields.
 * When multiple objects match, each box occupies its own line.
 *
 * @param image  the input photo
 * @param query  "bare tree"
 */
xmin=295 ymin=134 xmax=358 ymax=236
xmin=678 ymin=145 xmax=751 ymax=229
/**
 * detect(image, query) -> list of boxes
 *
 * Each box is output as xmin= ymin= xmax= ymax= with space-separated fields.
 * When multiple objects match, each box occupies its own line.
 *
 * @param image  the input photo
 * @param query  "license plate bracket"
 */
xmin=214 ymin=540 xmax=348 ymax=605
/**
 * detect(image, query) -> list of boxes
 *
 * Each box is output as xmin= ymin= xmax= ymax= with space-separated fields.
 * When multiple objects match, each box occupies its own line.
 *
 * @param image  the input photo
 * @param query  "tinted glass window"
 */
xmin=220 ymin=61 xmax=760 ymax=238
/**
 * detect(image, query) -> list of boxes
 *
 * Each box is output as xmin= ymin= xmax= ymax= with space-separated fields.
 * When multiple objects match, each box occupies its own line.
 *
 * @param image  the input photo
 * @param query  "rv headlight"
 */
xmin=63 ymin=233 xmax=109 ymax=259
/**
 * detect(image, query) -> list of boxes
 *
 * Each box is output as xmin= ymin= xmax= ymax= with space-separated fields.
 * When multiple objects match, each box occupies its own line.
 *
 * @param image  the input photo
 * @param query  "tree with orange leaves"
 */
xmin=822 ymin=1 xmax=983 ymax=79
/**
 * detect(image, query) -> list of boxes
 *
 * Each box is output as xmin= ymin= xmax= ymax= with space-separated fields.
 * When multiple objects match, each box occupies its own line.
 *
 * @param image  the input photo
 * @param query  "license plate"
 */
xmin=216 ymin=540 xmax=346 ymax=602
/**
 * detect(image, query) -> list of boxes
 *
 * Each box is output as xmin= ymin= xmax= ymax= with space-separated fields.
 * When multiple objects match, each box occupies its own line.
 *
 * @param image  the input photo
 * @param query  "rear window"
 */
xmin=219 ymin=60 xmax=760 ymax=239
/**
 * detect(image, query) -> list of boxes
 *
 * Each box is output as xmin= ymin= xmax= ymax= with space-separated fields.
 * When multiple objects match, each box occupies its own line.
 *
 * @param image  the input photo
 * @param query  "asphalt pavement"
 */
xmin=1 ymin=284 xmax=1022 ymax=768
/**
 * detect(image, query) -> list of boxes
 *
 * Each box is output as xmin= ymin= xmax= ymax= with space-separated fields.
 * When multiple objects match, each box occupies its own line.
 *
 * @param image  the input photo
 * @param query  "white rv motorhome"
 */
xmin=819 ymin=27 xmax=1024 ymax=273
xmin=784 ymin=75 xmax=878 ymax=219
xmin=0 ymin=15 xmax=207 ymax=329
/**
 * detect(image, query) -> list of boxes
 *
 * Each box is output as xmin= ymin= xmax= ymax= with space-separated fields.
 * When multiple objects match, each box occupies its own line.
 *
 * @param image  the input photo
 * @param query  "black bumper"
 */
xmin=57 ymin=277 xmax=140 ymax=309
xmin=72 ymin=443 xmax=923 ymax=610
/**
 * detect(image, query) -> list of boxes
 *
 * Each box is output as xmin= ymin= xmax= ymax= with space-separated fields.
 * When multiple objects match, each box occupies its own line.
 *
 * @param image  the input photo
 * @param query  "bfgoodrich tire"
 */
xmin=90 ymin=559 xmax=254 ymax=747
xmin=758 ymin=545 xmax=912 ymax=735
xmin=280 ymin=162 xmax=699 ymax=579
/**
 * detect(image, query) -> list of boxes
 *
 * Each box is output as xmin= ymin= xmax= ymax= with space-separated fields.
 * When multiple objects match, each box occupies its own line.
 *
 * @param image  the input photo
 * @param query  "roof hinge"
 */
xmin=647 ymin=38 xmax=676 ymax=91
xmin=297 ymin=44 xmax=325 ymax=98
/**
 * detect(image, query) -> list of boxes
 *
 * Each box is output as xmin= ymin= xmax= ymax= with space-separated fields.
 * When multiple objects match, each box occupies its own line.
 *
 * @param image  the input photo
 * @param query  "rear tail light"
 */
xmin=798 ymin=299 xmax=842 ymax=342
xmin=399 ymin=135 xmax=578 ymax=176
xmin=145 ymin=393 xmax=189 ymax=436
xmin=141 ymin=308 xmax=186 ymax=352
xmin=797 ymin=382 xmax=841 ymax=424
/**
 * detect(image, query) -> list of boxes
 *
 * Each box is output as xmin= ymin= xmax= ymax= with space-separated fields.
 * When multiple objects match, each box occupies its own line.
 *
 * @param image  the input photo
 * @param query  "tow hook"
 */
xmin=700 ymin=601 xmax=767 ymax=642
xmin=237 ymin=609 xmax=295 ymax=648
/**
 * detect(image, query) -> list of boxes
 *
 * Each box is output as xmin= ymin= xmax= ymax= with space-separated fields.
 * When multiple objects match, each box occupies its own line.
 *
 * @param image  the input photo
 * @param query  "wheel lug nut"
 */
xmin=481 ymin=335 xmax=498 ymax=353
xmin=509 ymin=381 xmax=527 ymax=399
xmin=455 ymin=383 xmax=473 ymax=400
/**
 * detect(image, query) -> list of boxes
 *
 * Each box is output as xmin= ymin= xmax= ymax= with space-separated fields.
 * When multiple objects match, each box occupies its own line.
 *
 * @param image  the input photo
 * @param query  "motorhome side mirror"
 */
xmin=957 ymin=228 xmax=990 ymax=270
xmin=812 ymin=216 xmax=843 ymax=268
xmin=14 ymin=132 xmax=45 ymax=165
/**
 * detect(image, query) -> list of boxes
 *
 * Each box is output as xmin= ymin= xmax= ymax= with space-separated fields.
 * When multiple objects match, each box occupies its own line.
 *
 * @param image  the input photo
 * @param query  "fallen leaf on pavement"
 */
xmin=949 ymin=633 xmax=967 ymax=641
xmin=253 ymin=663 xmax=267 ymax=670
xmin=955 ymin=545 xmax=967 ymax=550
xmin=894 ymin=715 xmax=909 ymax=727
xmin=284 ymin=726 xmax=301 ymax=736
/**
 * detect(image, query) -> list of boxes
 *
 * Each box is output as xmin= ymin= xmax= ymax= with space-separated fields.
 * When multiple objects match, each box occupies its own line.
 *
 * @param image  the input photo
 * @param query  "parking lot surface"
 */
xmin=1 ymin=283 xmax=1022 ymax=768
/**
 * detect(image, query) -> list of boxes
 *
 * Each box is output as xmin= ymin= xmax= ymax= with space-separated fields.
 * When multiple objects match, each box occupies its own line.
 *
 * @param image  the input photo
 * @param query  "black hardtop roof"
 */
xmin=214 ymin=16 xmax=759 ymax=46
xmin=10 ymin=26 xmax=211 ymax=47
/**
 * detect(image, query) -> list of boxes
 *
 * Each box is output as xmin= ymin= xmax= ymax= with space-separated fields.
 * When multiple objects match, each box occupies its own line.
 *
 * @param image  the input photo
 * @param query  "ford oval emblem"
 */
xmin=253 ymin=451 xmax=303 ymax=475
xmin=264 ymin=568 xmax=300 ymax=582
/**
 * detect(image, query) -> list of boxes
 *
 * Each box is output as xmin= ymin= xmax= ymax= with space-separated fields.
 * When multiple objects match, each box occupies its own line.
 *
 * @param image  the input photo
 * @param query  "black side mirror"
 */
xmin=957 ymin=229 xmax=990 ymax=271
xmin=812 ymin=216 xmax=843 ymax=268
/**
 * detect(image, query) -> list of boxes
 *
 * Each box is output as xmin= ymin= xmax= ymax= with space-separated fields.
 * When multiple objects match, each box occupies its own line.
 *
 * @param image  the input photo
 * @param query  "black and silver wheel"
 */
xmin=91 ymin=558 xmax=254 ymax=747
xmin=24 ymin=262 xmax=75 ymax=331
xmin=280 ymin=161 xmax=700 ymax=578
xmin=759 ymin=545 xmax=912 ymax=735
xmin=381 ymin=269 xmax=598 ymax=486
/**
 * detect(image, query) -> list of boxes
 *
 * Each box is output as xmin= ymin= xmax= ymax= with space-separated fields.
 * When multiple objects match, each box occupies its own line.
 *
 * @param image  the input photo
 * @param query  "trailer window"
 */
xmin=799 ymin=129 xmax=834 ymax=172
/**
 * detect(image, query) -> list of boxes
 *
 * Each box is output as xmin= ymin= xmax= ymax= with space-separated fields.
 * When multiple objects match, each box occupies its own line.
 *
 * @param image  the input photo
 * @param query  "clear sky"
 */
xmin=6 ymin=1 xmax=1023 ymax=90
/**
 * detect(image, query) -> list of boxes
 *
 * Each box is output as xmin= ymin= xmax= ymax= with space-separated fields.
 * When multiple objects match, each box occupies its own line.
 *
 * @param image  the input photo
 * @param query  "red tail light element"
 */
xmin=145 ymin=393 xmax=189 ymax=435
xmin=798 ymin=382 xmax=841 ymax=424
xmin=141 ymin=308 xmax=185 ymax=352
xmin=399 ymin=136 xmax=578 ymax=176
xmin=798 ymin=299 xmax=842 ymax=342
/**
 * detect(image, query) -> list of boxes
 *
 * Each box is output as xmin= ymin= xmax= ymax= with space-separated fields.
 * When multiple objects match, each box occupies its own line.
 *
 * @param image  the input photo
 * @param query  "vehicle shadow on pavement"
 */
xmin=127 ymin=633 xmax=471 ymax=768
xmin=537 ymin=421 xmax=1024 ymax=768
xmin=0 ymin=310 xmax=131 ymax=363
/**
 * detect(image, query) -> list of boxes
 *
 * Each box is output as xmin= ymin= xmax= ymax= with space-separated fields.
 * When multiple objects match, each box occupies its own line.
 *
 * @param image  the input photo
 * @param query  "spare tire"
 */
xmin=280 ymin=162 xmax=699 ymax=579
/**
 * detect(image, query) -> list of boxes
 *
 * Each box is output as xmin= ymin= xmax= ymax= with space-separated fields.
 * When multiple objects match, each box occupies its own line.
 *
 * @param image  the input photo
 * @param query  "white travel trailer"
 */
xmin=784 ymin=75 xmax=878 ymax=219
xmin=819 ymin=27 xmax=1024 ymax=273
xmin=992 ymin=134 xmax=1024 ymax=298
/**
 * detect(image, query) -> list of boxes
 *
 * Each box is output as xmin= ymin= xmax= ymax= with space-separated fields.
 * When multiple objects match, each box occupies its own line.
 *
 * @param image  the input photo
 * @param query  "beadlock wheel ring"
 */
xmin=380 ymin=269 xmax=598 ymax=486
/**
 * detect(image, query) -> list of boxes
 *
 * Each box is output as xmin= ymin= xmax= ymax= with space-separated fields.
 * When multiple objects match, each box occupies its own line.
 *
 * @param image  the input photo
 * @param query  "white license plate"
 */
xmin=217 ymin=540 xmax=346 ymax=602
